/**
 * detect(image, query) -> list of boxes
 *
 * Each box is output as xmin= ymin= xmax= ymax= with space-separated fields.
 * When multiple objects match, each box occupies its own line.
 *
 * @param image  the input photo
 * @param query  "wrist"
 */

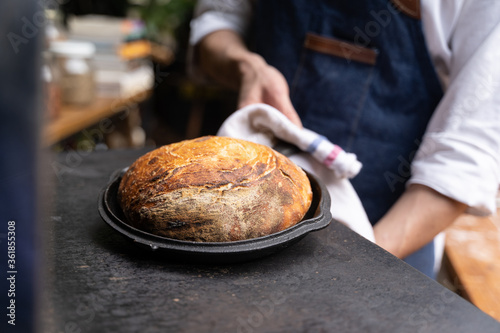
xmin=197 ymin=30 xmax=259 ymax=89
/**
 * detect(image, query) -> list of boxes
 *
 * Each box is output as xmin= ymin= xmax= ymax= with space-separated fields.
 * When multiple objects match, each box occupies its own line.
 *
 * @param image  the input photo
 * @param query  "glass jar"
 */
xmin=41 ymin=50 xmax=62 ymax=119
xmin=50 ymin=40 xmax=96 ymax=106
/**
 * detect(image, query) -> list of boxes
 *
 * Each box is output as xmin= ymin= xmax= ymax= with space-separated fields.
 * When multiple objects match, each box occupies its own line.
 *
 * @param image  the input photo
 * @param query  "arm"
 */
xmin=190 ymin=0 xmax=301 ymax=125
xmin=376 ymin=2 xmax=500 ymax=259
xmin=197 ymin=30 xmax=303 ymax=127
xmin=374 ymin=184 xmax=467 ymax=259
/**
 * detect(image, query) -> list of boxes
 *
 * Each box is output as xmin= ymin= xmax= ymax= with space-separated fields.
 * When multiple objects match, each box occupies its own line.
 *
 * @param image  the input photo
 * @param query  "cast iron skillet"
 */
xmin=98 ymin=167 xmax=332 ymax=264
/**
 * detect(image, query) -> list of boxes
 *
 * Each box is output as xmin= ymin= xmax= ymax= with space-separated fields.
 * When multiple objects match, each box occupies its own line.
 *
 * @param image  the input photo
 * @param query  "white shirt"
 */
xmin=190 ymin=0 xmax=500 ymax=216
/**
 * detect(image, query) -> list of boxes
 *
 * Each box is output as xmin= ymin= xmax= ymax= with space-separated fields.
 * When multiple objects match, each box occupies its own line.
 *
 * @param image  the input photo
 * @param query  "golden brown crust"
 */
xmin=118 ymin=136 xmax=313 ymax=242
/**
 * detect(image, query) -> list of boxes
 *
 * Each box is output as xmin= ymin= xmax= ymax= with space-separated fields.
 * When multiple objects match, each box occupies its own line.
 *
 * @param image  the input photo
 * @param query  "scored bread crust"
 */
xmin=117 ymin=136 xmax=313 ymax=242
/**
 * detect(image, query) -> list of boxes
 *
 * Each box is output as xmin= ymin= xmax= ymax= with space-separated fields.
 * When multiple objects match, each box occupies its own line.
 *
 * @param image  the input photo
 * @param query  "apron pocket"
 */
xmin=290 ymin=33 xmax=377 ymax=149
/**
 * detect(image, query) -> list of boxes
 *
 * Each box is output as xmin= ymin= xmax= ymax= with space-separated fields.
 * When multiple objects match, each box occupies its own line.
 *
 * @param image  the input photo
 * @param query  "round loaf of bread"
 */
xmin=117 ymin=136 xmax=313 ymax=242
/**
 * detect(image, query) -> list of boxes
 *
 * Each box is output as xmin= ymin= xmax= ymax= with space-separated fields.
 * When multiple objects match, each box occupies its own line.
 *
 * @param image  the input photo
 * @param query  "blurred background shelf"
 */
xmin=42 ymin=1 xmax=237 ymax=151
xmin=43 ymin=89 xmax=151 ymax=147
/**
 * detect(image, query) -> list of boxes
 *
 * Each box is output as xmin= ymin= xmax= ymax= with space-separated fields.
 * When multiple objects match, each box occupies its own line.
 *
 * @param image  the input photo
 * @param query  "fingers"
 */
xmin=238 ymin=63 xmax=303 ymax=128
xmin=238 ymin=82 xmax=303 ymax=128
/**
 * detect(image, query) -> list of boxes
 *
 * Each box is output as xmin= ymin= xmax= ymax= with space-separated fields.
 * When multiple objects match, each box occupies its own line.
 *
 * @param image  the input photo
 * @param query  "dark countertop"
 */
xmin=41 ymin=148 xmax=500 ymax=333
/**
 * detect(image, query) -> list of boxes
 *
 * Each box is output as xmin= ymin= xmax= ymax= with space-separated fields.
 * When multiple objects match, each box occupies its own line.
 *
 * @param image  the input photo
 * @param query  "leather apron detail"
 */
xmin=304 ymin=33 xmax=378 ymax=65
xmin=391 ymin=0 xmax=421 ymax=20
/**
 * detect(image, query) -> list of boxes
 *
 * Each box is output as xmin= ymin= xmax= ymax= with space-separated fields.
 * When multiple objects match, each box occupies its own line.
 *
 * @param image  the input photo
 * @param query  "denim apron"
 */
xmin=251 ymin=0 xmax=444 ymax=278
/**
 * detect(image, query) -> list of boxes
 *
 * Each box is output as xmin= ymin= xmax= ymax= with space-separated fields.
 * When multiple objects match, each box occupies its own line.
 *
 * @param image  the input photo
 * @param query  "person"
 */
xmin=188 ymin=0 xmax=500 ymax=278
xmin=1 ymin=0 xmax=43 ymax=332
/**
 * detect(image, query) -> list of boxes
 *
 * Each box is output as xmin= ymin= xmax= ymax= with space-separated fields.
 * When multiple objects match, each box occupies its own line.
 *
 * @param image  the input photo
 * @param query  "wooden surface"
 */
xmin=43 ymin=89 xmax=151 ymax=146
xmin=445 ymin=208 xmax=500 ymax=321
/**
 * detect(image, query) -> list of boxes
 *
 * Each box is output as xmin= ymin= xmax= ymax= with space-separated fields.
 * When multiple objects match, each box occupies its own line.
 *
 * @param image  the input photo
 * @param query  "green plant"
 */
xmin=139 ymin=0 xmax=196 ymax=42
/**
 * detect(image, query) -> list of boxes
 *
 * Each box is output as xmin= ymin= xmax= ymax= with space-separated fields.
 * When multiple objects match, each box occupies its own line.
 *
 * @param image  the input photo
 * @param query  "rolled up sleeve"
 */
xmin=188 ymin=0 xmax=253 ymax=79
xmin=189 ymin=0 xmax=252 ymax=46
xmin=409 ymin=2 xmax=500 ymax=215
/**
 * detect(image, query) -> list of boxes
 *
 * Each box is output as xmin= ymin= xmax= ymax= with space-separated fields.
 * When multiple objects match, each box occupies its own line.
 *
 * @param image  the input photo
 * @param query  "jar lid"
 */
xmin=50 ymin=40 xmax=96 ymax=57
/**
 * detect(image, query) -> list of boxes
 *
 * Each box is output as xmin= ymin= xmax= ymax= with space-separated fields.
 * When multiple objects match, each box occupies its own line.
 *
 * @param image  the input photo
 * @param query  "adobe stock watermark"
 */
xmin=236 ymin=288 xmax=287 ymax=333
xmin=62 ymin=269 xmax=125 ymax=332
xmin=384 ymin=134 xmax=444 ymax=193
xmin=407 ymin=287 xmax=457 ymax=333
xmin=384 ymin=70 xmax=500 ymax=192
xmin=340 ymin=3 xmax=400 ymax=63
xmin=63 ymin=289 xmax=111 ymax=333
xmin=235 ymin=237 xmax=346 ymax=333
xmin=7 ymin=0 xmax=69 ymax=54
xmin=384 ymin=140 xmax=419 ymax=193
xmin=6 ymin=221 xmax=17 ymax=326
xmin=447 ymin=73 xmax=499 ymax=130
xmin=58 ymin=244 xmax=135 ymax=333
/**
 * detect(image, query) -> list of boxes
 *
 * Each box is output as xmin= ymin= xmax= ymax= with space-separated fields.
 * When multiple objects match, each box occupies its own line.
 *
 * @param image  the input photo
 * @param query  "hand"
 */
xmin=237 ymin=54 xmax=303 ymax=128
xmin=198 ymin=30 xmax=302 ymax=127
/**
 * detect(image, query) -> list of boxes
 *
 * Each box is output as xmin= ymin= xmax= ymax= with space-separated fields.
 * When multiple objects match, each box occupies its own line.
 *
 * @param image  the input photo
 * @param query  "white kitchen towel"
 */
xmin=218 ymin=103 xmax=362 ymax=179
xmin=217 ymin=103 xmax=375 ymax=242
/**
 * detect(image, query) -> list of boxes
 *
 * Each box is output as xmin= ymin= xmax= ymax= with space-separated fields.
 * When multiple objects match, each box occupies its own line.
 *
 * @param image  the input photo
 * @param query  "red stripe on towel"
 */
xmin=323 ymin=145 xmax=342 ymax=166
